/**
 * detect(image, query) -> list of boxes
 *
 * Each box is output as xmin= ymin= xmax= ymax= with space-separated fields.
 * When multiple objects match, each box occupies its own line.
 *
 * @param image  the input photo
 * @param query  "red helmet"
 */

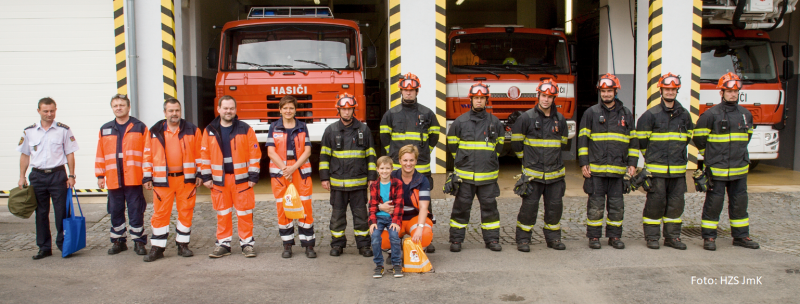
xmin=657 ymin=72 xmax=682 ymax=89
xmin=398 ymin=73 xmax=421 ymax=90
xmin=467 ymin=81 xmax=490 ymax=97
xmin=597 ymin=73 xmax=621 ymax=90
xmin=537 ymin=79 xmax=559 ymax=97
xmin=717 ymin=72 xmax=742 ymax=90
xmin=335 ymin=93 xmax=358 ymax=109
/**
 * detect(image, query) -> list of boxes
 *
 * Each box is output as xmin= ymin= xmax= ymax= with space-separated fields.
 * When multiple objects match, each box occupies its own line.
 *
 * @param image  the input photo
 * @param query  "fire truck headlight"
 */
xmin=765 ymin=133 xmax=779 ymax=145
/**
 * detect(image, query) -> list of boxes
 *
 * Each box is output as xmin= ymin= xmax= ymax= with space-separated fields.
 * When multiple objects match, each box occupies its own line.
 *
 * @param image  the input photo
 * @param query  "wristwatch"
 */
xmin=68 ymin=175 xmax=76 ymax=179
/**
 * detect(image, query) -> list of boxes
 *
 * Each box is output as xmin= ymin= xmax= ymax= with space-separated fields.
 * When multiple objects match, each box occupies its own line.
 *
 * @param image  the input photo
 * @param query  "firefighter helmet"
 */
xmin=467 ymin=82 xmax=490 ymax=97
xmin=717 ymin=72 xmax=743 ymax=90
xmin=335 ymin=93 xmax=358 ymax=109
xmin=537 ymin=79 xmax=559 ymax=97
xmin=398 ymin=73 xmax=421 ymax=90
xmin=657 ymin=72 xmax=682 ymax=89
xmin=597 ymin=73 xmax=622 ymax=90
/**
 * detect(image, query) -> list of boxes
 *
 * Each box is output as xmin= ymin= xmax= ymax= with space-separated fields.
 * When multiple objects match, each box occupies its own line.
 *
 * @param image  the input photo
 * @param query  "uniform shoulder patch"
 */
xmin=56 ymin=122 xmax=70 ymax=129
xmin=18 ymin=136 xmax=24 ymax=146
xmin=24 ymin=124 xmax=36 ymax=130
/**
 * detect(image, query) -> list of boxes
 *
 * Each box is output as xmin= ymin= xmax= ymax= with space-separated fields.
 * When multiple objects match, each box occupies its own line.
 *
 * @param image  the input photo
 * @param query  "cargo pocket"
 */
xmin=236 ymin=183 xmax=255 ymax=211
xmin=210 ymin=186 xmax=225 ymax=211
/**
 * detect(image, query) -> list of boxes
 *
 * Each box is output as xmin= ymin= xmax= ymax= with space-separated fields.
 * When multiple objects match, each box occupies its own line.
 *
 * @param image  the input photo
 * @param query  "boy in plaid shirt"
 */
xmin=369 ymin=156 xmax=404 ymax=278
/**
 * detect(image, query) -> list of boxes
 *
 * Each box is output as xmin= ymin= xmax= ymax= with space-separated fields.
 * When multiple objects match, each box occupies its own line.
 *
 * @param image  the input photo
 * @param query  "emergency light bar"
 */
xmin=247 ymin=6 xmax=333 ymax=19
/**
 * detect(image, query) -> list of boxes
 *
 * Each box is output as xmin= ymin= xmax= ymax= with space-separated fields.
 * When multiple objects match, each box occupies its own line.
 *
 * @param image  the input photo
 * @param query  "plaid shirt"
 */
xmin=368 ymin=177 xmax=404 ymax=225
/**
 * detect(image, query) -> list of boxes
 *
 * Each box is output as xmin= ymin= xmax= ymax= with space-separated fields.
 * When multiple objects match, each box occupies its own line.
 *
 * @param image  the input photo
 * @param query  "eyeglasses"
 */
xmin=337 ymin=97 xmax=357 ymax=107
xmin=720 ymin=79 xmax=742 ymax=90
xmin=660 ymin=76 xmax=681 ymax=86
xmin=538 ymin=83 xmax=558 ymax=95
xmin=112 ymin=94 xmax=128 ymax=99
xmin=598 ymin=78 xmax=616 ymax=88
xmin=469 ymin=84 xmax=489 ymax=95
xmin=399 ymin=79 xmax=420 ymax=89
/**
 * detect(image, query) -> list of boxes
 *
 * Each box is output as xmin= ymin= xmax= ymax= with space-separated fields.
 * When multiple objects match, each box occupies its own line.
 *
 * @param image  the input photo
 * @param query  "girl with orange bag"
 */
xmin=267 ymin=96 xmax=315 ymax=259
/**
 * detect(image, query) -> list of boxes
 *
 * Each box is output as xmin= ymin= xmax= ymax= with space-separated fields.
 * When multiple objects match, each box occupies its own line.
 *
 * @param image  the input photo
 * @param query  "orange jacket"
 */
xmin=95 ymin=117 xmax=149 ymax=189
xmin=200 ymin=116 xmax=262 ymax=186
xmin=143 ymin=119 xmax=203 ymax=187
xmin=267 ymin=119 xmax=312 ymax=180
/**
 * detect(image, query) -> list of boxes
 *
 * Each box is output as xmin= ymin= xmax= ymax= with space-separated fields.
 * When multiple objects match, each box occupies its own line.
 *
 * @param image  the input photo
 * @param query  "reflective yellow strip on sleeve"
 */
xmin=637 ymin=131 xmax=652 ymax=139
xmin=511 ymin=133 xmax=524 ymax=141
xmin=578 ymin=147 xmax=588 ymax=156
xmin=366 ymin=147 xmax=376 ymax=157
xmin=320 ymin=146 xmax=332 ymax=155
xmin=628 ymin=148 xmax=639 ymax=157
xmin=319 ymin=161 xmax=330 ymax=170
xmin=693 ymin=128 xmax=710 ymax=136
xmin=428 ymin=126 xmax=441 ymax=133
xmin=447 ymin=136 xmax=459 ymax=144
xmin=515 ymin=151 xmax=524 ymax=158
xmin=579 ymin=128 xmax=591 ymax=138
xmin=380 ymin=125 xmax=392 ymax=133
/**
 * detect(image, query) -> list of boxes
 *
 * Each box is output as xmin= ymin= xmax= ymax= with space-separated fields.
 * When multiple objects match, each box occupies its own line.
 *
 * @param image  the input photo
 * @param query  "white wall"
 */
xmin=0 ymin=1 xmax=118 ymax=190
xmin=599 ymin=0 xmax=636 ymax=109
xmin=134 ymin=0 xmax=170 ymax=127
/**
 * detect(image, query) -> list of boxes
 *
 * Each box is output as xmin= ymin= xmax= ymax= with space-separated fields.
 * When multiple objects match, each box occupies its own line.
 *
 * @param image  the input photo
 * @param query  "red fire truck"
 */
xmin=446 ymin=25 xmax=577 ymax=156
xmin=210 ymin=7 xmax=375 ymax=142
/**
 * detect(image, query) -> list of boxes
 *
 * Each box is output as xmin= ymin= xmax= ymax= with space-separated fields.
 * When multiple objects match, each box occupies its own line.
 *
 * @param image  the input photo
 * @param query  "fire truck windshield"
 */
xmin=449 ymin=33 xmax=570 ymax=74
xmin=222 ymin=24 xmax=357 ymax=71
xmin=701 ymin=39 xmax=777 ymax=82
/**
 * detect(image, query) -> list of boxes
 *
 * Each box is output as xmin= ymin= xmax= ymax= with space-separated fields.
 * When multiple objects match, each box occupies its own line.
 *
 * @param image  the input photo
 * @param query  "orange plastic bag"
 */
xmin=402 ymin=238 xmax=433 ymax=273
xmin=282 ymin=183 xmax=305 ymax=219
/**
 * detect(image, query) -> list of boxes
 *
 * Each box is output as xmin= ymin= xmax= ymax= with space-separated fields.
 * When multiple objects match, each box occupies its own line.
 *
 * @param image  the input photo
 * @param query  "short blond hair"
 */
xmin=377 ymin=156 xmax=394 ymax=168
xmin=398 ymin=144 xmax=419 ymax=160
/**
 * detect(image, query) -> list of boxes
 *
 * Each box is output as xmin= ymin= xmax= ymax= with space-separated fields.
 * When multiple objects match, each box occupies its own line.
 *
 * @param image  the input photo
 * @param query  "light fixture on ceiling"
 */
xmin=314 ymin=0 xmax=321 ymax=4
xmin=565 ymin=0 xmax=573 ymax=35
xmin=456 ymin=0 xmax=465 ymax=5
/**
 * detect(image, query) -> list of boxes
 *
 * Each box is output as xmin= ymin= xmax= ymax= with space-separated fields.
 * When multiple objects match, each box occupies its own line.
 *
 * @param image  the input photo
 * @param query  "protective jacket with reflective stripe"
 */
xmin=379 ymin=102 xmax=441 ymax=174
xmin=95 ymin=117 xmax=149 ymax=189
xmin=511 ymin=106 xmax=568 ymax=184
xmin=143 ymin=119 xmax=202 ymax=187
xmin=267 ymin=119 xmax=312 ymax=180
xmin=447 ymin=110 xmax=504 ymax=185
xmin=636 ymin=99 xmax=694 ymax=178
xmin=693 ymin=101 xmax=753 ymax=181
xmin=319 ymin=118 xmax=377 ymax=191
xmin=577 ymin=99 xmax=638 ymax=177
xmin=200 ymin=115 xmax=262 ymax=186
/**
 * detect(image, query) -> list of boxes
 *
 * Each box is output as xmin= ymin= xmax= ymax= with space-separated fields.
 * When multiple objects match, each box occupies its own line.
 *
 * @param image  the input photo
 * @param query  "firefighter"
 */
xmin=693 ymin=72 xmax=759 ymax=251
xmin=142 ymin=98 xmax=202 ymax=262
xmin=446 ymin=81 xmax=504 ymax=252
xmin=380 ymin=73 xmax=441 ymax=189
xmin=95 ymin=94 xmax=150 ymax=256
xmin=511 ymin=79 xmax=568 ymax=252
xmin=267 ymin=96 xmax=316 ymax=259
xmin=319 ymin=93 xmax=378 ymax=257
xmin=578 ymin=73 xmax=638 ymax=250
xmin=201 ymin=95 xmax=262 ymax=258
xmin=636 ymin=73 xmax=694 ymax=250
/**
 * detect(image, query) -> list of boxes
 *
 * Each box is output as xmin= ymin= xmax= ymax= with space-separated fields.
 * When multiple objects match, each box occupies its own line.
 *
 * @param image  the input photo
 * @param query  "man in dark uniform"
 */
xmin=18 ymin=97 xmax=79 ymax=260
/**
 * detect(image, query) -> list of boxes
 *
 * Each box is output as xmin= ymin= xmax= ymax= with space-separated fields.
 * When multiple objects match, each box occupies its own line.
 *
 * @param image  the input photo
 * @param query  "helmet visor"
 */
xmin=337 ymin=97 xmax=357 ymax=107
xmin=598 ymin=78 xmax=616 ymax=88
xmin=721 ymin=79 xmax=742 ymax=90
xmin=399 ymin=79 xmax=420 ymax=89
xmin=661 ymin=76 xmax=681 ymax=87
xmin=469 ymin=84 xmax=489 ymax=95
xmin=538 ymin=83 xmax=557 ymax=95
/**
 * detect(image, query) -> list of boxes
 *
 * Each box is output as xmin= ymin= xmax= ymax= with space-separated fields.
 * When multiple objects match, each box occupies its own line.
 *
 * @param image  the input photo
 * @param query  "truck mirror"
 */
xmin=207 ymin=48 xmax=218 ymax=70
xmin=568 ymin=43 xmax=577 ymax=64
xmin=365 ymin=46 xmax=377 ymax=68
xmin=782 ymin=45 xmax=794 ymax=58
xmin=782 ymin=60 xmax=794 ymax=81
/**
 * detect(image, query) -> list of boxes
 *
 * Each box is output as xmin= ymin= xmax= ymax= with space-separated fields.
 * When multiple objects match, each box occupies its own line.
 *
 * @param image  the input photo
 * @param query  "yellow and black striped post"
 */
xmin=388 ymin=0 xmax=401 ymax=107
xmin=687 ymin=0 xmax=702 ymax=170
xmin=434 ymin=0 xmax=447 ymax=173
xmin=161 ymin=0 xmax=177 ymax=100
xmin=113 ymin=0 xmax=127 ymax=95
xmin=646 ymin=0 xmax=663 ymax=109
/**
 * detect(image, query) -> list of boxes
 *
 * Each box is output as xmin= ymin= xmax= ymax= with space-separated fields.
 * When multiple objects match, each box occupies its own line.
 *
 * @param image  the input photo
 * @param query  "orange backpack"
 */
xmin=402 ymin=238 xmax=433 ymax=273
xmin=282 ymin=184 xmax=305 ymax=219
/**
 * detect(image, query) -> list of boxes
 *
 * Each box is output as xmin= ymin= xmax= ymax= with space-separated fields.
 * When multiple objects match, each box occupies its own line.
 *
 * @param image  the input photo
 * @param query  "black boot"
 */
xmin=485 ymin=241 xmax=502 ymax=251
xmin=359 ymin=246 xmax=373 ymax=257
xmin=108 ymin=240 xmax=128 ymax=255
xmin=703 ymin=238 xmax=716 ymax=251
xmin=176 ymin=242 xmax=194 ymax=257
xmin=733 ymin=237 xmax=760 ymax=249
xmin=646 ymin=239 xmax=660 ymax=249
xmin=330 ymin=246 xmax=343 ymax=256
xmin=32 ymin=249 xmax=52 ymax=260
xmin=282 ymin=244 xmax=292 ymax=258
xmin=450 ymin=242 xmax=462 ymax=252
xmin=143 ymin=246 xmax=165 ymax=262
xmin=426 ymin=244 xmax=435 ymax=253
xmin=517 ymin=242 xmax=531 ymax=252
xmin=133 ymin=242 xmax=148 ymax=255
xmin=664 ymin=238 xmax=687 ymax=250
xmin=608 ymin=238 xmax=625 ymax=249
xmin=547 ymin=240 xmax=566 ymax=250
xmin=588 ymin=238 xmax=601 ymax=249
xmin=305 ymin=246 xmax=317 ymax=258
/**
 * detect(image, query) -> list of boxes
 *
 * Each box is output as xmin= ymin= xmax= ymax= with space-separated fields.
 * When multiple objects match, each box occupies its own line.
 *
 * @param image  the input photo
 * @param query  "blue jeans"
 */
xmin=371 ymin=216 xmax=402 ymax=266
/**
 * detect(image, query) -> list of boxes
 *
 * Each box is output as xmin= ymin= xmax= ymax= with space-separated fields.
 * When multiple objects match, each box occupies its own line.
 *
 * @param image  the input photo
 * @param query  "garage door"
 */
xmin=0 ymin=1 xmax=118 ymax=192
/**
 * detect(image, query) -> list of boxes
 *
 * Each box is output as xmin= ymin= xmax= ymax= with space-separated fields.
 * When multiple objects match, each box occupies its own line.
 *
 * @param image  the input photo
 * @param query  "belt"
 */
xmin=167 ymin=172 xmax=184 ymax=177
xmin=32 ymin=166 xmax=65 ymax=174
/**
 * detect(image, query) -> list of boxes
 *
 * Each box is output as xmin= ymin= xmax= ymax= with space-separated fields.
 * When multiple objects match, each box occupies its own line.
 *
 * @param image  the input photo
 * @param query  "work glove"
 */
xmin=693 ymin=169 xmax=709 ymax=192
xmin=622 ymin=173 xmax=633 ymax=194
xmin=443 ymin=173 xmax=462 ymax=196
xmin=631 ymin=168 xmax=653 ymax=192
xmin=513 ymin=173 xmax=534 ymax=197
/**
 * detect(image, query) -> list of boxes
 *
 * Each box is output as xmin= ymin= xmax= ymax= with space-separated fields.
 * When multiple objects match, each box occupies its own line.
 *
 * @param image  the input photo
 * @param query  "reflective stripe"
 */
xmin=693 ymin=128 xmax=710 ymax=136
xmin=481 ymin=221 xmax=500 ymax=230
xmin=409 ymin=223 xmax=431 ymax=231
xmin=662 ymin=217 xmax=682 ymax=224
xmin=287 ymin=150 xmax=295 ymax=157
xmin=153 ymin=177 xmax=167 ymax=183
xmin=201 ymin=159 xmax=211 ymax=165
xmin=279 ymin=223 xmax=295 ymax=229
xmin=234 ymin=173 xmax=249 ymax=180
xmin=709 ymin=165 xmax=749 ymax=177
xmin=637 ymin=131 xmax=652 ymax=139
xmin=379 ymin=125 xmax=392 ymax=133
xmin=589 ymin=133 xmax=630 ymax=143
xmin=403 ymin=259 xmax=431 ymax=269
xmin=105 ymin=164 xmax=117 ymax=171
xmin=606 ymin=220 xmax=623 ymax=227
xmin=117 ymin=153 xmax=124 ymax=158
xmin=284 ymin=206 xmax=304 ymax=212
xmin=578 ymin=128 xmax=591 ymax=137
xmin=269 ymin=168 xmax=283 ymax=174
xmin=249 ymin=159 xmax=260 ymax=164
xmin=300 ymin=195 xmax=312 ymax=201
xmin=701 ymin=220 xmax=718 ymax=229
xmin=151 ymin=239 xmax=168 ymax=247
xmin=515 ymin=151 xmax=524 ymax=158
xmin=213 ymin=175 xmax=223 ymax=182
xmin=96 ymin=157 xmax=106 ymax=163
xmin=331 ymin=230 xmax=345 ymax=238
xmin=332 ymin=150 xmax=366 ymax=158
xmin=151 ymin=225 xmax=169 ymax=235
xmin=698 ymin=149 xmax=705 ymax=156
xmin=105 ymin=154 xmax=116 ymax=161
xmin=211 ymin=165 xmax=223 ymax=170
xmin=216 ymin=208 xmax=233 ymax=216
xmin=708 ymin=133 xmax=749 ymax=143
xmin=390 ymin=132 xmax=425 ymax=141
xmin=175 ymin=234 xmax=190 ymax=243
xmin=516 ymin=221 xmax=532 ymax=232
xmin=143 ymin=172 xmax=152 ymax=178
xmin=95 ymin=168 xmax=105 ymax=174
xmin=522 ymin=167 xmax=565 ymax=180
xmin=233 ymin=162 xmax=248 ymax=169
xmin=586 ymin=219 xmax=603 ymax=227
xmin=428 ymin=126 xmax=441 ymax=133
xmin=454 ymin=168 xmax=499 ymax=181
xmin=266 ymin=137 xmax=274 ymax=143
xmin=320 ymin=146 xmax=332 ymax=155
xmin=649 ymin=132 xmax=688 ymax=141
xmin=129 ymin=226 xmax=143 ymax=233
xmin=628 ymin=148 xmax=639 ymax=157
xmin=511 ymin=133 xmax=524 ymax=141
xmin=368 ymin=163 xmax=376 ymax=170
xmin=240 ymin=237 xmax=254 ymax=246
xmin=646 ymin=163 xmax=687 ymax=174
xmin=447 ymin=136 xmax=459 ymax=144
xmin=298 ymin=234 xmax=316 ymax=241
xmin=223 ymin=157 xmax=232 ymax=163
xmin=176 ymin=222 xmax=191 ymax=233
xmin=236 ymin=208 xmax=253 ymax=216
xmin=280 ymin=235 xmax=295 ymax=241
xmin=153 ymin=166 xmax=167 ymax=172
xmin=415 ymin=164 xmax=431 ymax=174
xmin=543 ymin=223 xmax=561 ymax=231
xmin=330 ymin=177 xmax=368 ymax=187
xmin=642 ymin=217 xmax=662 ymax=225
xmin=143 ymin=162 xmax=153 ymax=168
xmin=450 ymin=219 xmax=468 ymax=229
xmin=589 ymin=164 xmax=626 ymax=175
xmin=110 ymin=231 xmax=127 ymax=238
xmin=578 ymin=147 xmax=588 ymax=156
xmin=185 ymin=173 xmax=196 ymax=179
xmin=249 ymin=167 xmax=260 ymax=173
xmin=523 ymin=138 xmax=562 ymax=147
xmin=730 ymin=218 xmax=749 ymax=228
xmin=126 ymin=150 xmax=143 ymax=156
xmin=319 ymin=162 xmax=329 ymax=170
xmin=183 ymin=162 xmax=196 ymax=168
xmin=354 ymin=230 xmax=369 ymax=236
xmin=300 ymin=167 xmax=312 ymax=174
xmin=200 ymin=169 xmax=212 ymax=175
xmin=298 ymin=222 xmax=313 ymax=229
xmin=458 ymin=141 xmax=496 ymax=151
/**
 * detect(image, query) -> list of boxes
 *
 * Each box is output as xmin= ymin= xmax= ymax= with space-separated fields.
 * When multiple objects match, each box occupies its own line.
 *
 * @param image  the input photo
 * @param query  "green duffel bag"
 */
xmin=8 ymin=186 xmax=37 ymax=219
